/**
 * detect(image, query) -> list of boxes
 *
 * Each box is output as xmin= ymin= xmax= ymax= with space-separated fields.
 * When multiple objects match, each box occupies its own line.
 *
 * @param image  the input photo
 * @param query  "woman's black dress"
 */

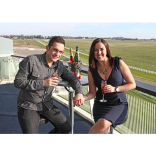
xmin=90 ymin=57 xmax=128 ymax=128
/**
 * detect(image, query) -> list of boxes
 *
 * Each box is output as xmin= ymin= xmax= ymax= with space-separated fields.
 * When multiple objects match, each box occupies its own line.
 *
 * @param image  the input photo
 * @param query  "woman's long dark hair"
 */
xmin=89 ymin=38 xmax=114 ymax=70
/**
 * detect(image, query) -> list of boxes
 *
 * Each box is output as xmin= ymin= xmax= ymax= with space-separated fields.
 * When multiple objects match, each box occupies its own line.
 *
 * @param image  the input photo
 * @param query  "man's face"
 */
xmin=46 ymin=42 xmax=64 ymax=63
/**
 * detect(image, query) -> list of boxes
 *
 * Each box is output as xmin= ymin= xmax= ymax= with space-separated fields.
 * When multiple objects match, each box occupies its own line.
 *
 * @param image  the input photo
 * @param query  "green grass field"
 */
xmin=64 ymin=39 xmax=156 ymax=65
xmin=63 ymin=39 xmax=156 ymax=83
xmin=14 ymin=38 xmax=156 ymax=65
xmin=49 ymin=39 xmax=156 ymax=70
xmin=13 ymin=39 xmax=156 ymax=83
xmin=14 ymin=39 xmax=46 ymax=48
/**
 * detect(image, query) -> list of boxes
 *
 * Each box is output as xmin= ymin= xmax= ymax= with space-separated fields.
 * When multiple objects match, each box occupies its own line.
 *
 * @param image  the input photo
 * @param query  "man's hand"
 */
xmin=43 ymin=77 xmax=59 ymax=87
xmin=73 ymin=93 xmax=84 ymax=107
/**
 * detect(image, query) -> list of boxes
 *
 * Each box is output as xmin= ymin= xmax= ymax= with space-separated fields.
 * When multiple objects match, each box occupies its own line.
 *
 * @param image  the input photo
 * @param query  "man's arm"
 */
xmin=61 ymin=65 xmax=83 ymax=95
xmin=14 ymin=56 xmax=44 ymax=90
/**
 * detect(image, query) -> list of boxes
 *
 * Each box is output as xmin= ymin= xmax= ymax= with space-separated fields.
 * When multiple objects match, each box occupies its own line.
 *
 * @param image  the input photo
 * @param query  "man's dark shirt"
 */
xmin=14 ymin=52 xmax=83 ymax=111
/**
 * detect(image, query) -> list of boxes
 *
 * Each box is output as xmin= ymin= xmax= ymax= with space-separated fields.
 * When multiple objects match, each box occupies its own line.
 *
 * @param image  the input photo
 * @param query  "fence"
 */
xmin=0 ymin=56 xmax=23 ymax=82
xmin=128 ymin=65 xmax=156 ymax=75
xmin=116 ymin=94 xmax=155 ymax=134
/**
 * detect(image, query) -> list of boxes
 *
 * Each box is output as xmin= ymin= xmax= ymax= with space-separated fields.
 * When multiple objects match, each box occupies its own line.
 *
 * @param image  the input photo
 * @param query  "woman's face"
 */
xmin=94 ymin=42 xmax=107 ymax=62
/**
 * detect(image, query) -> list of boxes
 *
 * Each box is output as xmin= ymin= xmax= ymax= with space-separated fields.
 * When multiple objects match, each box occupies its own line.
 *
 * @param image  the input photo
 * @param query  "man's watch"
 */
xmin=115 ymin=86 xmax=119 ymax=92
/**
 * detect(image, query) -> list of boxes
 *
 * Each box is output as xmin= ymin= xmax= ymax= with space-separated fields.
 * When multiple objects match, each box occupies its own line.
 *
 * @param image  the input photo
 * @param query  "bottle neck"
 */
xmin=70 ymin=50 xmax=73 ymax=56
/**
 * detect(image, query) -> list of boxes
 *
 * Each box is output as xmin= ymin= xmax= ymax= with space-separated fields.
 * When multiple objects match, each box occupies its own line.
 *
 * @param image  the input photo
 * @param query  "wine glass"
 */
xmin=99 ymin=80 xmax=107 ymax=102
xmin=52 ymin=71 xmax=58 ymax=93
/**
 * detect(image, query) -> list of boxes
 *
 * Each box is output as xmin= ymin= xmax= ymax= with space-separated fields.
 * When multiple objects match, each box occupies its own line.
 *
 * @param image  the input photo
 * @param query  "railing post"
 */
xmin=68 ymin=88 xmax=74 ymax=134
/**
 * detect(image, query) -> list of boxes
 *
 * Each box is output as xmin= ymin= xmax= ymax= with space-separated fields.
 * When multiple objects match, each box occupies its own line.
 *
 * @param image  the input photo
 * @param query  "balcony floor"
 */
xmin=0 ymin=83 xmax=93 ymax=134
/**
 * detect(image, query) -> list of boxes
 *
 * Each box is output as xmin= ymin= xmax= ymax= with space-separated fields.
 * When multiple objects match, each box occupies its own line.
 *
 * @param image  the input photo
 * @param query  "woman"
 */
xmin=83 ymin=38 xmax=136 ymax=134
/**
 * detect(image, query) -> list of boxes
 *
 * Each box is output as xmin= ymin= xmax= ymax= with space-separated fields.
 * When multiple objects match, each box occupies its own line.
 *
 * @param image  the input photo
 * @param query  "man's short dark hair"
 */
xmin=48 ymin=36 xmax=65 ymax=47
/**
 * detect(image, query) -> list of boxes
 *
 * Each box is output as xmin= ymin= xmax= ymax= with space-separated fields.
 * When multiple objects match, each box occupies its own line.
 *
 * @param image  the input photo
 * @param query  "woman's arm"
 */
xmin=83 ymin=69 xmax=96 ymax=101
xmin=106 ymin=59 xmax=136 ymax=93
xmin=116 ymin=59 xmax=136 ymax=92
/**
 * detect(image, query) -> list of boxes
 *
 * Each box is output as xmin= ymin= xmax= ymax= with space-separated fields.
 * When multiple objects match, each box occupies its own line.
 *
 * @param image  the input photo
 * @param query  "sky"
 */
xmin=0 ymin=0 xmax=156 ymax=39
xmin=0 ymin=22 xmax=156 ymax=39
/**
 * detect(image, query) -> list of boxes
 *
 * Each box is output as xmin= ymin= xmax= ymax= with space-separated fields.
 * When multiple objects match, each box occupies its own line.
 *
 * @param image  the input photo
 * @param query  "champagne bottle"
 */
xmin=69 ymin=48 xmax=74 ymax=62
xmin=74 ymin=46 xmax=81 ymax=62
xmin=74 ymin=47 xmax=78 ymax=62
xmin=74 ymin=46 xmax=81 ymax=79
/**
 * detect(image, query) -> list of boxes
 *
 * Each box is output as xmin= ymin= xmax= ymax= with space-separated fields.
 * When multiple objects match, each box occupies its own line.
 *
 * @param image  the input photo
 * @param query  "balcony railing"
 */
xmin=0 ymin=54 xmax=155 ymax=134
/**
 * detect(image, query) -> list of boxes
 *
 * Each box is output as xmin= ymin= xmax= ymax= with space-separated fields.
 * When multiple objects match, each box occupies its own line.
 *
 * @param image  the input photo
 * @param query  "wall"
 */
xmin=0 ymin=37 xmax=13 ymax=57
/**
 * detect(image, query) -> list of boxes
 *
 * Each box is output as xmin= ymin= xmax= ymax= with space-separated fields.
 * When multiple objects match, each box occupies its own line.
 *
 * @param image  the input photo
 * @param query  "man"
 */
xmin=14 ymin=36 xmax=84 ymax=134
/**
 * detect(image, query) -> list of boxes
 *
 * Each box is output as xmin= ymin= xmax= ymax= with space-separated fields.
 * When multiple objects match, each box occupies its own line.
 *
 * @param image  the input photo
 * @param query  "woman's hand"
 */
xmin=104 ymin=85 xmax=116 ymax=93
xmin=73 ymin=93 xmax=84 ymax=107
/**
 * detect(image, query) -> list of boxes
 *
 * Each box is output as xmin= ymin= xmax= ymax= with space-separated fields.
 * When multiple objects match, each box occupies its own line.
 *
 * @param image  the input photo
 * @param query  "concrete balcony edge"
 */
xmin=52 ymin=94 xmax=95 ymax=125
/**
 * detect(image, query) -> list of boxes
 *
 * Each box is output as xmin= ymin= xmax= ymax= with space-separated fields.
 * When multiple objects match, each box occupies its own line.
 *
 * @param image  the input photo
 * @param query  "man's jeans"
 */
xmin=18 ymin=104 xmax=71 ymax=134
